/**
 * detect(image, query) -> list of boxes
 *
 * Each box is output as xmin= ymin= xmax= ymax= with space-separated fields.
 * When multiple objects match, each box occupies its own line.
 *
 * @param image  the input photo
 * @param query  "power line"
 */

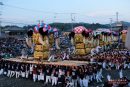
xmin=2 ymin=3 xmax=98 ymax=24
xmin=2 ymin=3 xmax=80 ymax=24
xmin=3 ymin=3 xmax=73 ymax=15
xmin=4 ymin=3 xmax=91 ymax=17
xmin=1 ymin=2 xmax=121 ymax=25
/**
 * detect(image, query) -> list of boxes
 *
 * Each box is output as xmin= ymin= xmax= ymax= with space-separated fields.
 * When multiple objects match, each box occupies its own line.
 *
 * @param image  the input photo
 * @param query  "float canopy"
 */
xmin=73 ymin=26 xmax=88 ymax=34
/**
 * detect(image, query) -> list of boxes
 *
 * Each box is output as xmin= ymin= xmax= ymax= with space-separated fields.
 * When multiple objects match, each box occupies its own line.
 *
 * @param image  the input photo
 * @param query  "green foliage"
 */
xmin=2 ymin=23 xmax=109 ymax=32
xmin=49 ymin=23 xmax=109 ymax=31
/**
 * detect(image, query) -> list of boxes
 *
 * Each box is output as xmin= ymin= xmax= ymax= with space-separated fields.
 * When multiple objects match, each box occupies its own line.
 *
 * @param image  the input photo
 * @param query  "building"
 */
xmin=3 ymin=26 xmax=26 ymax=35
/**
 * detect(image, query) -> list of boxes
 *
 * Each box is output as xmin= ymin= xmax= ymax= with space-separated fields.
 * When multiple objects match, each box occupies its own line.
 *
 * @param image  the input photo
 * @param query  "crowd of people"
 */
xmin=71 ymin=49 xmax=130 ymax=71
xmin=0 ymin=37 xmax=28 ymax=59
xmin=1 ymin=57 xmax=130 ymax=87
xmin=0 ymin=35 xmax=130 ymax=87
xmin=71 ymin=49 xmax=130 ymax=62
xmin=0 ymin=59 xmax=105 ymax=87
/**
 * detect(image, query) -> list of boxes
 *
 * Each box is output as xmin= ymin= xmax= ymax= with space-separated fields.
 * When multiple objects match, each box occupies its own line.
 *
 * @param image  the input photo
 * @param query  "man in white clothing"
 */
xmin=96 ymin=71 xmax=102 ymax=82
xmin=20 ymin=48 xmax=28 ymax=59
xmin=83 ymin=76 xmax=89 ymax=87
xmin=51 ymin=70 xmax=58 ymax=86
xmin=48 ymin=54 xmax=55 ymax=62
xmin=107 ymin=74 xmax=111 ymax=81
xmin=119 ymin=69 xmax=123 ymax=79
xmin=102 ymin=61 xmax=106 ymax=69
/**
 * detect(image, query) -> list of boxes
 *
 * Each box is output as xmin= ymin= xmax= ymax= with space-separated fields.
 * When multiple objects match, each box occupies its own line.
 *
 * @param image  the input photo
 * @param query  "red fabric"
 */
xmin=73 ymin=26 xmax=87 ymax=34
xmin=33 ymin=67 xmax=37 ymax=74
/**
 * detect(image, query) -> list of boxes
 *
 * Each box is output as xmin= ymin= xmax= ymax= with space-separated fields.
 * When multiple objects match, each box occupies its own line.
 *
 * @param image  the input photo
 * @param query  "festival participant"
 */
xmin=62 ymin=52 xmax=67 ymax=60
xmin=45 ymin=67 xmax=51 ymax=84
xmin=0 ymin=61 xmax=3 ymax=75
xmin=59 ymin=69 xmax=66 ymax=87
xmin=72 ymin=67 xmax=78 ymax=87
xmin=71 ymin=46 xmax=76 ymax=54
xmin=10 ymin=63 xmax=15 ymax=78
xmin=33 ymin=65 xmax=37 ymax=82
xmin=99 ymin=68 xmax=104 ymax=79
xmin=79 ymin=69 xmax=84 ymax=87
xmin=65 ymin=49 xmax=70 ymax=60
xmin=66 ymin=68 xmax=73 ymax=87
xmin=96 ymin=70 xmax=102 ymax=83
xmin=84 ymin=67 xmax=89 ymax=82
xmin=58 ymin=68 xmax=63 ymax=84
xmin=51 ymin=68 xmax=58 ymax=86
xmin=7 ymin=63 xmax=11 ymax=77
xmin=3 ymin=62 xmax=8 ymax=76
xmin=128 ymin=63 xmax=130 ymax=69
xmin=107 ymin=73 xmax=111 ymax=81
xmin=40 ymin=65 xmax=44 ymax=81
xmin=115 ymin=62 xmax=120 ymax=70
xmin=37 ymin=65 xmax=41 ymax=81
xmin=15 ymin=63 xmax=20 ymax=78
xmin=25 ymin=64 xmax=29 ymax=79
xmin=102 ymin=61 xmax=107 ymax=69
xmin=67 ymin=47 xmax=71 ymax=55
xmin=119 ymin=69 xmax=123 ymax=79
xmin=20 ymin=48 xmax=28 ymax=59
xmin=123 ymin=61 xmax=128 ymax=69
xmin=21 ymin=64 xmax=26 ymax=78
xmin=83 ymin=75 xmax=89 ymax=87
xmin=89 ymin=66 xmax=93 ymax=82
xmin=0 ymin=64 xmax=1 ymax=75
xmin=110 ymin=61 xmax=115 ymax=69
xmin=29 ymin=64 xmax=33 ymax=80
xmin=93 ymin=65 xmax=97 ymax=80
xmin=48 ymin=54 xmax=55 ymax=62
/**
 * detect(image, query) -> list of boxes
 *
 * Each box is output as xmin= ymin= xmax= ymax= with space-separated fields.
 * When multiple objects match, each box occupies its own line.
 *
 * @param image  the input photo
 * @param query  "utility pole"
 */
xmin=116 ymin=12 xmax=119 ymax=23
xmin=53 ymin=13 xmax=57 ymax=23
xmin=116 ymin=12 xmax=121 ymax=47
xmin=109 ymin=18 xmax=112 ymax=31
xmin=70 ymin=13 xmax=76 ymax=30
xmin=0 ymin=2 xmax=3 ymax=37
xmin=109 ymin=18 xmax=114 ymax=44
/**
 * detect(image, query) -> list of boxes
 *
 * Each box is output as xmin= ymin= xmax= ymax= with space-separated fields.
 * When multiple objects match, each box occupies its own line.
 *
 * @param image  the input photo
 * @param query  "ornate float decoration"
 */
xmin=26 ymin=23 xmax=60 ymax=60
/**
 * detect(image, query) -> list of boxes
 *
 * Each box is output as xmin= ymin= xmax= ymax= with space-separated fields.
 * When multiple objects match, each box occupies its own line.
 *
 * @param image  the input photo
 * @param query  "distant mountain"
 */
xmin=3 ymin=22 xmax=120 ymax=32
xmin=121 ymin=21 xmax=130 ymax=27
xmin=49 ymin=23 xmax=109 ymax=31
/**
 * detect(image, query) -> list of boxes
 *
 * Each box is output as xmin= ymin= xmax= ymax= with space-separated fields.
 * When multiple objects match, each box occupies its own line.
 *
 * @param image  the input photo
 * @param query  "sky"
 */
xmin=0 ymin=0 xmax=130 ymax=26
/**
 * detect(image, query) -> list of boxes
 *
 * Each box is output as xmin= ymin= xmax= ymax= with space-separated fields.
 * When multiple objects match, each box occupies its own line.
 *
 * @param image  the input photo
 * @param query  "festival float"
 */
xmin=69 ymin=26 xmax=94 ymax=55
xmin=4 ymin=23 xmax=88 ymax=67
xmin=125 ymin=28 xmax=130 ymax=50
xmin=69 ymin=27 xmax=122 ymax=58
xmin=26 ymin=23 xmax=60 ymax=60
xmin=84 ymin=29 xmax=94 ymax=54
xmin=96 ymin=29 xmax=113 ymax=46
xmin=69 ymin=26 xmax=86 ymax=55
xmin=121 ymin=29 xmax=127 ymax=43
